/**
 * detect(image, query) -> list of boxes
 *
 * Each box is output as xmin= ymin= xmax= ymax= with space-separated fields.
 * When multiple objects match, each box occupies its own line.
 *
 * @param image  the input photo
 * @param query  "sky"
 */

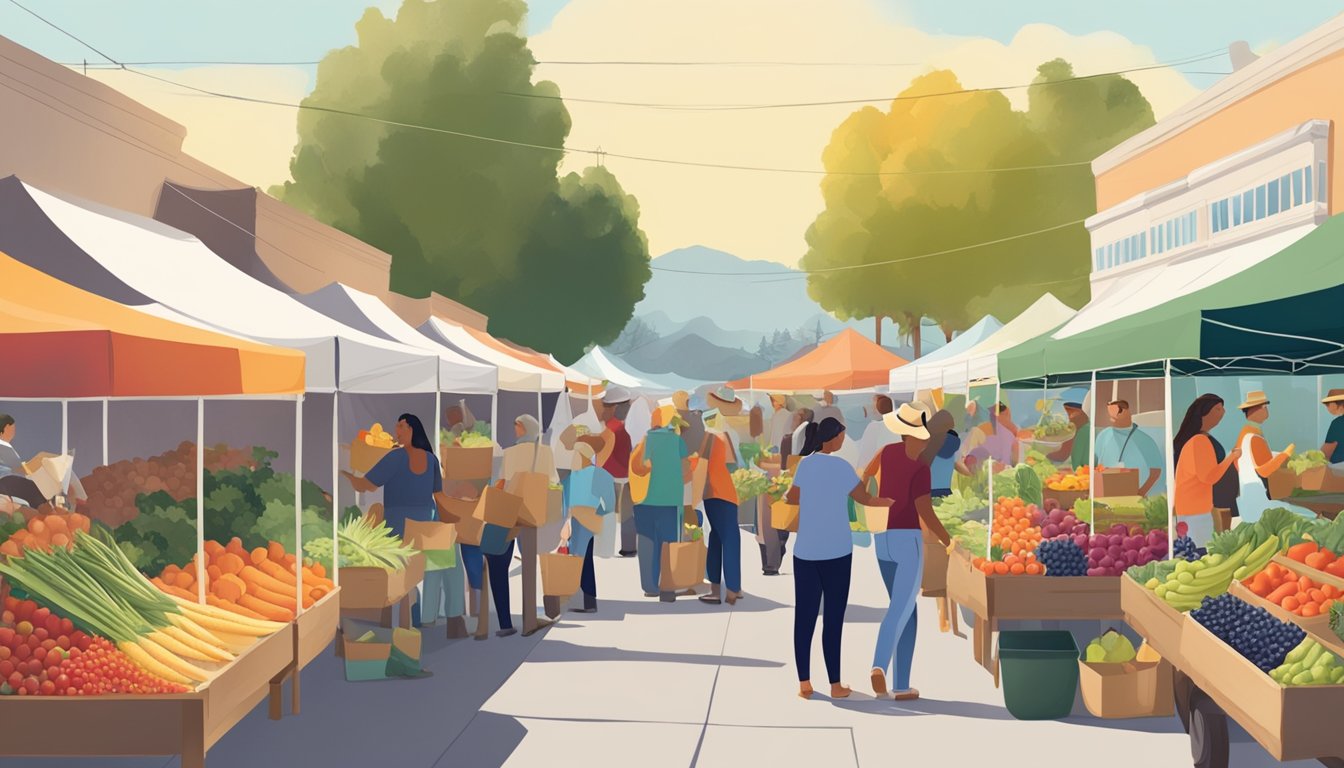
xmin=1 ymin=1 xmax=1340 ymax=265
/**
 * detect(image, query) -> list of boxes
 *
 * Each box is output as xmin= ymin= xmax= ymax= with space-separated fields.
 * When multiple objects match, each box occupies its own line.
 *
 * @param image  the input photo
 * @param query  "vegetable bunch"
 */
xmin=304 ymin=516 xmax=414 ymax=571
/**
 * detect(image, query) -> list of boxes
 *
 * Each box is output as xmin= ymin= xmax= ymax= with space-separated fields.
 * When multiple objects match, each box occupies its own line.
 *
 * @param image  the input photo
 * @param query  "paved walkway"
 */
xmin=6 ymin=540 xmax=1318 ymax=767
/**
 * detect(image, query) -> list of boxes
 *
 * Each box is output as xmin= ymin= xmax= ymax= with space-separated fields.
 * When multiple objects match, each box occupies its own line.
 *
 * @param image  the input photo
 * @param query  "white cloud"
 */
xmin=531 ymin=1 xmax=1202 ymax=265
xmin=87 ymin=66 xmax=311 ymax=190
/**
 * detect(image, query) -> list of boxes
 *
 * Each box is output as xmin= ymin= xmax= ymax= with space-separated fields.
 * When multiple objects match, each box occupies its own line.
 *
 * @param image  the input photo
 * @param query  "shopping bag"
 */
xmin=480 ymin=523 xmax=514 ymax=556
xmin=455 ymin=512 xmax=485 ymax=546
xmin=770 ymin=500 xmax=800 ymax=532
xmin=629 ymin=439 xmax=650 ymax=504
xmin=438 ymin=494 xmax=478 ymax=524
xmin=404 ymin=519 xmax=456 ymax=551
xmin=659 ymin=539 xmax=707 ymax=591
xmin=473 ymin=485 xmax=523 ymax=527
xmin=540 ymin=552 xmax=584 ymax=598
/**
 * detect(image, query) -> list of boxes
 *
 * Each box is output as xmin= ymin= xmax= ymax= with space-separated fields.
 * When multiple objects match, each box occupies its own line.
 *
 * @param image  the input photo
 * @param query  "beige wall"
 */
xmin=1096 ymin=49 xmax=1344 ymax=214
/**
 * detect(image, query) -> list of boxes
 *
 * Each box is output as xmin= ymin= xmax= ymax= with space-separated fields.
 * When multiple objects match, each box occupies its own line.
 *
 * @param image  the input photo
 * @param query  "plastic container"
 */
xmin=998 ymin=630 xmax=1080 ymax=720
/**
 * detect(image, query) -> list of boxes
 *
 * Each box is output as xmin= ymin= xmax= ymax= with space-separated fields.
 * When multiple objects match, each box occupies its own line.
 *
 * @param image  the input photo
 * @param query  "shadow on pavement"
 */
xmin=544 ymin=594 xmax=788 ymax=621
xmin=432 ymin=711 xmax=527 ymax=768
xmin=524 ymin=639 xmax=785 ymax=669
xmin=830 ymin=696 xmax=1018 ymax=721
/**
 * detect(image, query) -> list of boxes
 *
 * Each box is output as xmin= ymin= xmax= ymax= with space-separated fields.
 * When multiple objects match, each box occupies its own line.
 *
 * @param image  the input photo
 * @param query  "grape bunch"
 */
xmin=1191 ymin=593 xmax=1306 ymax=672
xmin=1039 ymin=499 xmax=1089 ymax=540
xmin=1036 ymin=539 xmax=1088 ymax=577
xmin=1172 ymin=536 xmax=1206 ymax=562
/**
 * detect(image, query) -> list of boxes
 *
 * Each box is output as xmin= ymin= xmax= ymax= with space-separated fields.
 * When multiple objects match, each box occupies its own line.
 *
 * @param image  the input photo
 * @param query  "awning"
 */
xmin=0 ymin=250 xmax=303 ymax=397
xmin=886 ymin=313 xmax=1003 ymax=391
xmin=563 ymin=347 xmax=706 ymax=395
xmin=418 ymin=317 xmax=565 ymax=393
xmin=730 ymin=328 xmax=908 ymax=393
xmin=889 ymin=294 xmax=1076 ymax=391
xmin=296 ymin=283 xmax=497 ymax=394
xmin=0 ymin=177 xmax=439 ymax=394
xmin=998 ymin=214 xmax=1344 ymax=387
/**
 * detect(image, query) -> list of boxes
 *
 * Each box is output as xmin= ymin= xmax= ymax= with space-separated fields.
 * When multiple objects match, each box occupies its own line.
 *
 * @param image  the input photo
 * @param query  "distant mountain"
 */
xmin=623 ymin=333 xmax=768 ymax=382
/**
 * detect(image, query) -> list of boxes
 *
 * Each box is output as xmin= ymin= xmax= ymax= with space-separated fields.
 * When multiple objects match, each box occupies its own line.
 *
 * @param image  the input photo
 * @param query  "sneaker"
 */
xmin=618 ymin=550 xmax=636 ymax=558
xmin=496 ymin=627 xmax=518 ymax=638
xmin=893 ymin=688 xmax=920 ymax=701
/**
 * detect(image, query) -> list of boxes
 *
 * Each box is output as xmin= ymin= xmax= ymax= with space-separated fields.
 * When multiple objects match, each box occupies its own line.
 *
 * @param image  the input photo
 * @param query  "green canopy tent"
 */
xmin=998 ymin=212 xmax=1344 ymax=389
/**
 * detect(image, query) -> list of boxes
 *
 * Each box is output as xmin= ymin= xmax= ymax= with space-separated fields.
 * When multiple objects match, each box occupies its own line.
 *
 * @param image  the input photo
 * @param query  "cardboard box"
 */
xmin=404 ymin=519 xmax=456 ymax=551
xmin=442 ymin=446 xmax=494 ymax=481
xmin=1268 ymin=468 xmax=1297 ymax=501
xmin=509 ymin=471 xmax=550 ymax=528
xmin=770 ymin=501 xmax=799 ymax=532
xmin=921 ymin=527 xmax=948 ymax=596
xmin=455 ymin=513 xmax=485 ymax=546
xmin=439 ymin=495 xmax=478 ymax=524
xmin=473 ymin=486 xmax=523 ymax=527
xmin=350 ymin=440 xmax=393 ymax=474
xmin=861 ymin=504 xmax=890 ymax=533
xmin=1078 ymin=656 xmax=1174 ymax=719
xmin=1119 ymin=575 xmax=1185 ymax=661
xmin=339 ymin=552 xmax=426 ymax=611
xmin=1096 ymin=468 xmax=1139 ymax=499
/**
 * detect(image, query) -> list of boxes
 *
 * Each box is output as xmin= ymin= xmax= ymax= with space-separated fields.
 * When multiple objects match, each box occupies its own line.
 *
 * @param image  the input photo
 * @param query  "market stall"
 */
xmin=0 ymin=252 xmax=308 ymax=768
xmin=728 ymin=328 xmax=909 ymax=394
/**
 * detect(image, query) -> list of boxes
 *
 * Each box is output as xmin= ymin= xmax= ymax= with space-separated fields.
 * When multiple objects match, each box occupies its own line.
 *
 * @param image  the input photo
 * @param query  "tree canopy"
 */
xmin=801 ymin=60 xmax=1155 ymax=356
xmin=272 ymin=0 xmax=650 ymax=362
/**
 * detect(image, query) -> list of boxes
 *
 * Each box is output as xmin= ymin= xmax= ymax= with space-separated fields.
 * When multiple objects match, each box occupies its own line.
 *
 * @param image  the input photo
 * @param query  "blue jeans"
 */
xmin=485 ymin=540 xmax=516 ymax=630
xmin=704 ymin=498 xmax=741 ymax=593
xmin=460 ymin=543 xmax=485 ymax=590
xmin=420 ymin=562 xmax=465 ymax=624
xmin=634 ymin=504 xmax=679 ymax=594
xmin=873 ymin=529 xmax=922 ymax=691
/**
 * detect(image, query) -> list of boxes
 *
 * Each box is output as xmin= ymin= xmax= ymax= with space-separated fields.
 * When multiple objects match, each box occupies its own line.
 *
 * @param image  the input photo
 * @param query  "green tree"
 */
xmin=272 ymin=0 xmax=650 ymax=360
xmin=802 ymin=60 xmax=1155 ymax=356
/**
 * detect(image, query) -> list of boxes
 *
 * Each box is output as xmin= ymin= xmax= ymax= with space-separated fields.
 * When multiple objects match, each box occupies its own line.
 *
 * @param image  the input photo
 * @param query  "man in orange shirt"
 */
xmin=1232 ymin=391 xmax=1308 ymax=523
xmin=699 ymin=409 xmax=744 ymax=605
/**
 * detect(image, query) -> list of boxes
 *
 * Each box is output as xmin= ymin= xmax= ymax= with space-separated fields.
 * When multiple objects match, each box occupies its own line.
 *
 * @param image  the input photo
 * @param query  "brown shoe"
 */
xmin=871 ymin=668 xmax=887 ymax=697
xmin=893 ymin=688 xmax=920 ymax=701
xmin=830 ymin=683 xmax=851 ymax=699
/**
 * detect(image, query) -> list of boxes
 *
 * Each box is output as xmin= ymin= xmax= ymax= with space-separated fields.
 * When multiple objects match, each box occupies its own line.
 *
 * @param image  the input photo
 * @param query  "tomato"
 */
xmin=65 ymin=687 xmax=76 ymax=696
xmin=58 ymin=618 xmax=73 ymax=636
xmin=0 ymin=660 xmax=12 ymax=678
xmin=0 ymin=610 xmax=13 ymax=625
xmin=13 ymin=643 xmax=30 ymax=661
xmin=44 ymin=614 xmax=61 ymax=636
xmin=0 ymin=627 xmax=13 ymax=646
xmin=55 ymin=636 xmax=70 ymax=650
xmin=55 ymin=673 xmax=69 ymax=688
xmin=15 ymin=601 xmax=34 ymax=621
xmin=6 ymin=671 xmax=22 ymax=689
xmin=25 ymin=635 xmax=40 ymax=650
xmin=31 ymin=607 xmax=49 ymax=625
xmin=31 ymin=646 xmax=45 ymax=664
xmin=38 ymin=680 xmax=55 ymax=696
xmin=32 ymin=627 xmax=48 ymax=641
xmin=0 ymin=646 xmax=9 ymax=662
xmin=39 ymin=639 xmax=55 ymax=651
xmin=14 ymin=620 xmax=32 ymax=636
xmin=1 ymin=596 xmax=16 ymax=612
xmin=23 ymin=677 xmax=39 ymax=695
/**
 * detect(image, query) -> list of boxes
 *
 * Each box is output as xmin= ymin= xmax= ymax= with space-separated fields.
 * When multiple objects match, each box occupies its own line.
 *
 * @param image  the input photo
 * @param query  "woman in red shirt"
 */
xmin=861 ymin=403 xmax=952 ymax=701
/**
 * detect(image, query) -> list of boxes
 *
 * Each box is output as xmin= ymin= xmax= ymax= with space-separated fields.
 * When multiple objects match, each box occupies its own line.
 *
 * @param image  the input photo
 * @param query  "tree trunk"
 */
xmin=874 ymin=315 xmax=883 ymax=346
xmin=943 ymin=324 xmax=955 ymax=344
xmin=907 ymin=313 xmax=922 ymax=359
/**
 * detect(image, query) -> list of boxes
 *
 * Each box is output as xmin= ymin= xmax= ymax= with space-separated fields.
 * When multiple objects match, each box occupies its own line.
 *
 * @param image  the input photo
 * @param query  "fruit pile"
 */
xmin=358 ymin=423 xmax=396 ymax=449
xmin=79 ymin=442 xmax=255 ymax=527
xmin=1046 ymin=465 xmax=1090 ymax=492
xmin=1038 ymin=499 xmax=1088 ymax=540
xmin=1084 ymin=629 xmax=1136 ymax=663
xmin=0 ymin=597 xmax=189 ymax=696
xmin=1172 ymin=533 xmax=1206 ymax=562
xmin=1243 ymin=562 xmax=1341 ymax=619
xmin=971 ymin=551 xmax=1042 ymax=576
xmin=1284 ymin=540 xmax=1344 ymax=579
xmin=1146 ymin=535 xmax=1280 ymax=611
xmin=1036 ymin=539 xmax=1088 ymax=577
xmin=1080 ymin=525 xmax=1168 ymax=577
xmin=992 ymin=497 xmax=1043 ymax=559
xmin=0 ymin=511 xmax=92 ymax=558
xmin=1271 ymin=638 xmax=1344 ymax=686
xmin=1191 ymin=593 xmax=1306 ymax=672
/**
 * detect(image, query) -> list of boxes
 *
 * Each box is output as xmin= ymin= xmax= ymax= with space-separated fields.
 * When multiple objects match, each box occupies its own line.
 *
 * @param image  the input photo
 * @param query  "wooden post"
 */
xmin=520 ymin=527 xmax=550 ymax=636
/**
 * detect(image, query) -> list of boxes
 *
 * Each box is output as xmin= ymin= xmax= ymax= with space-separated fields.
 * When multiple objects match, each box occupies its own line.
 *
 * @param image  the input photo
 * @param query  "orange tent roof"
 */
xmin=0 ymin=251 xmax=304 ymax=397
xmin=464 ymin=326 xmax=563 ymax=373
xmin=730 ymin=329 xmax=909 ymax=392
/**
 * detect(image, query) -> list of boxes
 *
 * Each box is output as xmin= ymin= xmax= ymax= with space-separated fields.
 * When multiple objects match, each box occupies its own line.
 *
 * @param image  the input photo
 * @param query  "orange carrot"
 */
xmin=1288 ymin=542 xmax=1319 ymax=563
xmin=217 ymin=552 xmax=246 ymax=576
xmin=310 ymin=561 xmax=327 ymax=579
xmin=247 ymin=582 xmax=297 ymax=608
xmin=1267 ymin=582 xmax=1299 ymax=604
xmin=207 ymin=564 xmax=223 ymax=582
xmin=206 ymin=594 xmax=267 ymax=620
xmin=267 ymin=541 xmax=286 ymax=563
xmin=152 ymin=577 xmax=198 ymax=602
xmin=1307 ymin=551 xmax=1334 ymax=571
xmin=212 ymin=576 xmax=245 ymax=603
xmin=240 ymin=565 xmax=297 ymax=597
xmin=174 ymin=570 xmax=195 ymax=590
xmin=1283 ymin=595 xmax=1301 ymax=611
xmin=258 ymin=559 xmax=298 ymax=586
xmin=1301 ymin=602 xmax=1321 ymax=617
xmin=250 ymin=547 xmax=269 ymax=566
xmin=239 ymin=594 xmax=294 ymax=622
xmin=204 ymin=540 xmax=225 ymax=559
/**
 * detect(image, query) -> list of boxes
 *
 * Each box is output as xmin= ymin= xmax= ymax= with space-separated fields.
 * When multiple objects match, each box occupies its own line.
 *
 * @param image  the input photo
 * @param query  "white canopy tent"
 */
xmin=561 ymin=346 xmax=707 ymax=395
xmin=418 ymin=316 xmax=564 ymax=393
xmin=889 ymin=293 xmax=1077 ymax=392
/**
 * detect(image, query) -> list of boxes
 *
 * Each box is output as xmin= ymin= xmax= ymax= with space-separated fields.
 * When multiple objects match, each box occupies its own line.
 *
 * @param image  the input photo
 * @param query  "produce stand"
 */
xmin=0 ymin=622 xmax=296 ymax=768
xmin=1290 ymin=493 xmax=1344 ymax=521
xmin=1121 ymin=575 xmax=1344 ymax=768
xmin=268 ymin=587 xmax=342 ymax=718
xmin=338 ymin=552 xmax=426 ymax=629
xmin=947 ymin=547 xmax=1123 ymax=685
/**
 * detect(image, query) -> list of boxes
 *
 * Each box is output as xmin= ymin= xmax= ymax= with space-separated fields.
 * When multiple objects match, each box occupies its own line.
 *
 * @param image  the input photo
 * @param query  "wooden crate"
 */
xmin=267 ymin=587 xmax=342 ymax=719
xmin=339 ymin=553 xmax=426 ymax=611
xmin=1120 ymin=574 xmax=1186 ymax=662
xmin=0 ymin=624 xmax=295 ymax=768
xmin=1228 ymin=578 xmax=1332 ymax=638
xmin=921 ymin=528 xmax=948 ymax=596
xmin=1179 ymin=615 xmax=1344 ymax=762
xmin=988 ymin=574 xmax=1124 ymax=621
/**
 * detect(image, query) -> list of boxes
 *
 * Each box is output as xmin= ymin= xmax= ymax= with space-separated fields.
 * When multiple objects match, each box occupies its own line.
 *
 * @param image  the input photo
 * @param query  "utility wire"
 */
xmin=59 ymin=59 xmax=928 ymax=68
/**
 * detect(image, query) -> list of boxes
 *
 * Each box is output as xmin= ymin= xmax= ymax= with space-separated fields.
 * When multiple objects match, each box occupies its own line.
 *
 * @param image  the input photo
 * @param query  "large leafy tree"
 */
xmin=273 ymin=0 xmax=650 ymax=362
xmin=802 ymin=60 xmax=1155 ymax=357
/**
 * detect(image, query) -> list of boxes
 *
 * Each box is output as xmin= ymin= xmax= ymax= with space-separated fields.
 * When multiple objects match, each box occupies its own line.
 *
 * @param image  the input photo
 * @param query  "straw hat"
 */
xmin=883 ymin=402 xmax=931 ymax=440
xmin=1323 ymin=388 xmax=1344 ymax=405
xmin=707 ymin=386 xmax=744 ymax=416
xmin=602 ymin=386 xmax=631 ymax=406
xmin=1240 ymin=390 xmax=1270 ymax=410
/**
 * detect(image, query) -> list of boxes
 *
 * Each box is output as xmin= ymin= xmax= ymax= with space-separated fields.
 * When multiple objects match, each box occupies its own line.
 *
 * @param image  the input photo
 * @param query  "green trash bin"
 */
xmin=998 ymin=630 xmax=1079 ymax=720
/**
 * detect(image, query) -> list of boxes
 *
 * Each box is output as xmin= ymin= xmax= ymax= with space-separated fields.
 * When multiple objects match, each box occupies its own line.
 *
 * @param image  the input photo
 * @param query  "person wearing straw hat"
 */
xmin=707 ymin=385 xmax=744 ymax=417
xmin=558 ymin=440 xmax=616 ymax=614
xmin=631 ymin=404 xmax=692 ymax=601
xmin=699 ymin=408 xmax=745 ymax=605
xmin=1232 ymin=391 xmax=1308 ymax=524
xmin=594 ymin=387 xmax=637 ymax=559
xmin=860 ymin=402 xmax=953 ymax=701
xmin=1322 ymin=389 xmax=1344 ymax=467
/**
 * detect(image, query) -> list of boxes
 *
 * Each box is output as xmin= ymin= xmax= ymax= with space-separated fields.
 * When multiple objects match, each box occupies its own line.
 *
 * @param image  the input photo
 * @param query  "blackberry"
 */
xmin=1035 ymin=539 xmax=1088 ymax=577
xmin=1191 ymin=593 xmax=1305 ymax=671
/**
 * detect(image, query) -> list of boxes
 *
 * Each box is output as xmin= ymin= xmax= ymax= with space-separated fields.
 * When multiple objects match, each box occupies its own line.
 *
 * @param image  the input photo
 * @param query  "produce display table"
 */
xmin=338 ymin=553 xmax=426 ymax=629
xmin=920 ymin=531 xmax=962 ymax=637
xmin=947 ymin=548 xmax=1123 ymax=685
xmin=0 ymin=622 xmax=296 ymax=768
xmin=268 ymin=587 xmax=342 ymax=719
xmin=1122 ymin=574 xmax=1344 ymax=767
xmin=1290 ymin=494 xmax=1344 ymax=520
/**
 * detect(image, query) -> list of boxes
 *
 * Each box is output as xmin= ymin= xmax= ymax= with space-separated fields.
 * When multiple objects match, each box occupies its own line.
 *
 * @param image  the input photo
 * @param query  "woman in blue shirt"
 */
xmin=559 ymin=441 xmax=616 ymax=614
xmin=343 ymin=413 xmax=443 ymax=626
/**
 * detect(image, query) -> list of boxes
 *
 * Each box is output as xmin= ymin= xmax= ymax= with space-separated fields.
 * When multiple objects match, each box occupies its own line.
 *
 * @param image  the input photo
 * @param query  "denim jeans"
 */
xmin=634 ymin=504 xmax=678 ymax=594
xmin=460 ymin=543 xmax=485 ymax=590
xmin=704 ymin=498 xmax=741 ymax=594
xmin=873 ymin=529 xmax=922 ymax=691
xmin=485 ymin=539 xmax=516 ymax=630
xmin=420 ymin=560 xmax=465 ymax=624
xmin=793 ymin=554 xmax=852 ymax=683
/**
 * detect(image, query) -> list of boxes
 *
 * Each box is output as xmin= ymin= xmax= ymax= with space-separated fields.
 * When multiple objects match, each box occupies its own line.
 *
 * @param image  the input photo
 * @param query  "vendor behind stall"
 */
xmin=1322 ymin=389 xmax=1344 ymax=466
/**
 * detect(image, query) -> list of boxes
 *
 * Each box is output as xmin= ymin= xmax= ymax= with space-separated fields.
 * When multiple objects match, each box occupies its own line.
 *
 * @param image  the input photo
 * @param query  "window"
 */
xmin=1242 ymin=190 xmax=1254 ymax=222
xmin=1255 ymin=185 xmax=1267 ymax=220
xmin=1306 ymin=165 xmax=1314 ymax=204
xmin=1233 ymin=195 xmax=1242 ymax=226
xmin=1293 ymin=169 xmax=1304 ymax=206
xmin=1281 ymin=174 xmax=1292 ymax=210
xmin=1095 ymin=248 xmax=1103 ymax=271
xmin=1267 ymin=179 xmax=1280 ymax=216
xmin=1189 ymin=212 xmax=1197 ymax=242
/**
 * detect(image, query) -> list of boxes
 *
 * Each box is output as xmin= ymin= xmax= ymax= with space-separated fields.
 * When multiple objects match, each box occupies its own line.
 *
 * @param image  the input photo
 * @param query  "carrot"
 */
xmin=152 ymin=577 xmax=198 ymax=602
xmin=1249 ymin=573 xmax=1272 ymax=597
xmin=1301 ymin=602 xmax=1321 ymax=617
xmin=241 ymin=565 xmax=297 ymax=597
xmin=1282 ymin=596 xmax=1301 ymax=611
xmin=258 ymin=559 xmax=298 ymax=586
xmin=206 ymin=594 xmax=268 ymax=621
xmin=1324 ymin=584 xmax=1339 ymax=599
xmin=310 ymin=586 xmax=329 ymax=601
xmin=1310 ymin=588 xmax=1327 ymax=604
xmin=250 ymin=547 xmax=269 ymax=566
xmin=310 ymin=561 xmax=326 ymax=579
xmin=174 ymin=570 xmax=195 ymax=590
xmin=245 ymin=581 xmax=295 ymax=608
xmin=238 ymin=594 xmax=294 ymax=622
xmin=207 ymin=564 xmax=223 ymax=582
xmin=1323 ymin=598 xmax=1337 ymax=614
xmin=1288 ymin=542 xmax=1319 ymax=563
xmin=212 ymin=576 xmax=245 ymax=603
xmin=1267 ymin=582 xmax=1299 ymax=604
xmin=162 ymin=564 xmax=180 ymax=582
xmin=1307 ymin=551 xmax=1334 ymax=571
xmin=267 ymin=541 xmax=286 ymax=562
xmin=217 ymin=552 xmax=245 ymax=576
xmin=204 ymin=540 xmax=225 ymax=559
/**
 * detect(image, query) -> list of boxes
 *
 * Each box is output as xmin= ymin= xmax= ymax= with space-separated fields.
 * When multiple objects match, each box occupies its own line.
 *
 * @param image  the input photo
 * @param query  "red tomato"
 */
xmin=0 ymin=627 xmax=13 ymax=646
xmin=55 ymin=636 xmax=70 ymax=650
xmin=6 ymin=671 xmax=21 ymax=688
xmin=38 ymin=679 xmax=55 ymax=695
xmin=31 ymin=647 xmax=45 ymax=663
xmin=15 ymin=601 xmax=34 ymax=621
xmin=0 ymin=646 xmax=10 ymax=661
xmin=23 ymin=677 xmax=39 ymax=695
xmin=32 ymin=627 xmax=48 ymax=641
xmin=0 ymin=660 xmax=12 ymax=678
xmin=25 ymin=635 xmax=40 ymax=650
xmin=44 ymin=614 xmax=61 ymax=636
xmin=39 ymin=639 xmax=54 ymax=651
xmin=31 ymin=606 xmax=49 ymax=624
xmin=13 ymin=643 xmax=30 ymax=661
xmin=1 ymin=596 xmax=16 ymax=612
xmin=0 ymin=610 xmax=13 ymax=626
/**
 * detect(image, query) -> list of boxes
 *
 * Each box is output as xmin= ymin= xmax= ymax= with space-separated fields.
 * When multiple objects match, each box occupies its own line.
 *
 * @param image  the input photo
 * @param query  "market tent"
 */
xmin=887 ymin=313 xmax=1004 ymax=391
xmin=0 ymin=177 xmax=438 ymax=394
xmin=0 ymin=250 xmax=303 ymax=397
xmin=563 ymin=346 xmax=707 ymax=395
xmin=295 ymin=283 xmax=497 ymax=394
xmin=418 ymin=317 xmax=565 ymax=393
xmin=889 ymin=294 xmax=1076 ymax=391
xmin=730 ymin=328 xmax=908 ymax=393
xmin=997 ymin=212 xmax=1344 ymax=387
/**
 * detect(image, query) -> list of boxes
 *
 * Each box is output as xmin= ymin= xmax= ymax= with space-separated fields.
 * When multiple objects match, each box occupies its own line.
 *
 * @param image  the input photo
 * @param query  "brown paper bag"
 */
xmin=659 ymin=540 xmax=707 ymax=591
xmin=510 ymin=439 xmax=551 ymax=528
xmin=540 ymin=552 xmax=584 ymax=597
xmin=404 ymin=519 xmax=456 ymax=551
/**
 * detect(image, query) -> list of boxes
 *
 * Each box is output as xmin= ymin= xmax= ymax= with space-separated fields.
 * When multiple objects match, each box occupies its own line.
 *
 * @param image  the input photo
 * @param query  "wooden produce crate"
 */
xmin=0 ymin=624 xmax=295 ymax=768
xmin=989 ymin=574 xmax=1124 ymax=622
xmin=1043 ymin=487 xmax=1089 ymax=511
xmin=920 ymin=528 xmax=948 ymax=597
xmin=339 ymin=552 xmax=426 ymax=613
xmin=1178 ymin=615 xmax=1344 ymax=762
xmin=1120 ymin=574 xmax=1186 ymax=662
xmin=442 ymin=445 xmax=494 ymax=481
xmin=1229 ymin=570 xmax=1333 ymax=638
xmin=268 ymin=588 xmax=342 ymax=719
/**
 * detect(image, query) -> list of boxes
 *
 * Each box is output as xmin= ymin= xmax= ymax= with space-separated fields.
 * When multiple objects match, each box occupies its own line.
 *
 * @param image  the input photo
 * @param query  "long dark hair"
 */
xmin=398 ymin=413 xmax=435 ymax=456
xmin=1173 ymin=395 xmax=1223 ymax=460
xmin=799 ymin=417 xmax=845 ymax=457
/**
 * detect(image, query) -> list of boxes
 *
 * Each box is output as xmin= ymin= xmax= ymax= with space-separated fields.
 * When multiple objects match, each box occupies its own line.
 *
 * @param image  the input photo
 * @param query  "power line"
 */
xmin=8 ymin=0 xmax=119 ymax=67
xmin=59 ymin=58 xmax=928 ymax=68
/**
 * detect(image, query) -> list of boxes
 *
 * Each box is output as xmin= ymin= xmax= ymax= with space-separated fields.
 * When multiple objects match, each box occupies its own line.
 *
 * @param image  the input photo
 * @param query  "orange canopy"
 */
xmin=0 ymin=251 xmax=304 ymax=397
xmin=464 ymin=326 xmax=564 ymax=373
xmin=730 ymin=328 xmax=909 ymax=392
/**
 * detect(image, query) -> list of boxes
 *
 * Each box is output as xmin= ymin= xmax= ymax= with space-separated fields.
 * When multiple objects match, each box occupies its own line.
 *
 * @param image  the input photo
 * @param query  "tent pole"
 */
xmin=196 ymin=399 xmax=206 ymax=604
xmin=491 ymin=392 xmax=499 ymax=450
xmin=101 ymin=399 xmax=108 ymax=467
xmin=989 ymin=378 xmax=1000 ymax=557
xmin=332 ymin=393 xmax=339 ymax=588
xmin=61 ymin=400 xmax=68 ymax=456
xmin=1089 ymin=371 xmax=1097 ymax=512
xmin=1163 ymin=360 xmax=1175 ymax=553
xmin=294 ymin=396 xmax=304 ymax=616
xmin=1320 ymin=376 xmax=1325 ymax=441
